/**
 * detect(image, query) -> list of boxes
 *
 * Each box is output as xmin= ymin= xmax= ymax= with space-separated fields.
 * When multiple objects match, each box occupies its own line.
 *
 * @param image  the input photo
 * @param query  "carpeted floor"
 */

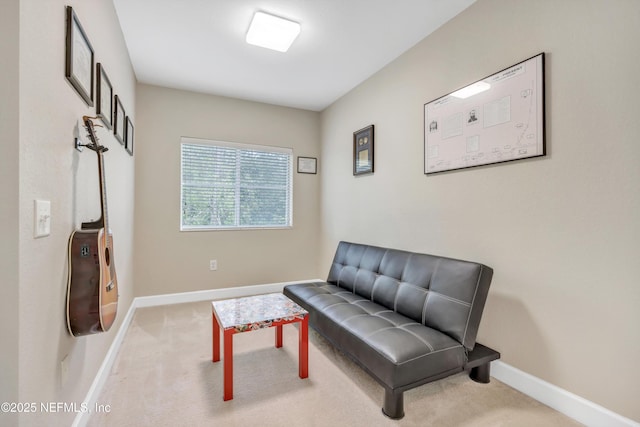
xmin=87 ymin=301 xmax=582 ymax=426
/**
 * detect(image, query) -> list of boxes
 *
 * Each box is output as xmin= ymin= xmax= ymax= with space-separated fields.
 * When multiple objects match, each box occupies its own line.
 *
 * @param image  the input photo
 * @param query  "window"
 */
xmin=181 ymin=138 xmax=292 ymax=230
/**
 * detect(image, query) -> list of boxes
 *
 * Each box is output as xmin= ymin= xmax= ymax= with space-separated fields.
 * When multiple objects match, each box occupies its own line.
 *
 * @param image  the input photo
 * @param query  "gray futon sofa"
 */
xmin=284 ymin=241 xmax=500 ymax=419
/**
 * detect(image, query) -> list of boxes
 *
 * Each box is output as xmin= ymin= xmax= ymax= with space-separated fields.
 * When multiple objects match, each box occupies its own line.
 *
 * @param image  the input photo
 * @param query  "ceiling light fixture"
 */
xmin=450 ymin=81 xmax=491 ymax=99
xmin=246 ymin=11 xmax=301 ymax=53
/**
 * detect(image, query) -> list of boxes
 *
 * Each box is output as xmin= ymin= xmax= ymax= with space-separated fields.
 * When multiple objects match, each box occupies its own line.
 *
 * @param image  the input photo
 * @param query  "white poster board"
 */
xmin=424 ymin=53 xmax=545 ymax=174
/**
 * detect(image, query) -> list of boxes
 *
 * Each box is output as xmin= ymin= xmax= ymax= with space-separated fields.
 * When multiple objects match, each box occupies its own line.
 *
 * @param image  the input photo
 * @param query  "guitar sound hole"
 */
xmin=105 ymin=247 xmax=110 ymax=266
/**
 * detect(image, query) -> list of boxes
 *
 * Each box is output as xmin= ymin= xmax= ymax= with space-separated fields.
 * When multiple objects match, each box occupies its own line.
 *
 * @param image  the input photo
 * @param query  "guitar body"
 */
xmin=66 ymin=227 xmax=118 ymax=336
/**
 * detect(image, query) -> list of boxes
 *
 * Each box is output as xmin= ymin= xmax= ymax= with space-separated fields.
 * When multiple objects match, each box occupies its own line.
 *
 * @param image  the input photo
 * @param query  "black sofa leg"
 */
xmin=470 ymin=362 xmax=491 ymax=383
xmin=382 ymin=388 xmax=404 ymax=420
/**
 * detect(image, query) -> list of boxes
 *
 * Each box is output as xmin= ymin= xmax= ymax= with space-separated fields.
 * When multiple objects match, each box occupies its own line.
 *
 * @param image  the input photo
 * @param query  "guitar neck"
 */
xmin=97 ymin=149 xmax=110 ymax=232
xmin=82 ymin=151 xmax=108 ymax=230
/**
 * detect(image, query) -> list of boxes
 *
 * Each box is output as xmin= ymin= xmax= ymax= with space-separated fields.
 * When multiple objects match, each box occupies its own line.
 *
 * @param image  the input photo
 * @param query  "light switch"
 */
xmin=34 ymin=200 xmax=51 ymax=238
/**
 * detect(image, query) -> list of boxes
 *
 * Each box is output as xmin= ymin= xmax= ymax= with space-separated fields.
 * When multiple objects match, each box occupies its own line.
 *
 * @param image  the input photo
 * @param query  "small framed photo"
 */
xmin=353 ymin=125 xmax=374 ymax=175
xmin=114 ymin=95 xmax=126 ymax=145
xmin=65 ymin=6 xmax=94 ymax=106
xmin=297 ymin=157 xmax=317 ymax=174
xmin=96 ymin=63 xmax=113 ymax=129
xmin=125 ymin=116 xmax=134 ymax=156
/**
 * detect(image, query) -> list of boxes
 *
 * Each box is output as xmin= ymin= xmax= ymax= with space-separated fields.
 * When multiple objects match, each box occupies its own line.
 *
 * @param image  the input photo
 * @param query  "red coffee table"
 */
xmin=211 ymin=293 xmax=309 ymax=401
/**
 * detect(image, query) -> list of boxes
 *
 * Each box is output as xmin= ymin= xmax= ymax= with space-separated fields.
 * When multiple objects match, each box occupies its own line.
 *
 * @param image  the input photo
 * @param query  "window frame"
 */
xmin=180 ymin=137 xmax=293 ymax=231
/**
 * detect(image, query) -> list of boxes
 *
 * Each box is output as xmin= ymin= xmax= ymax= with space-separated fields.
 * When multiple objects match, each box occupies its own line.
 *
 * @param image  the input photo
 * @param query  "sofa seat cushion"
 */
xmin=284 ymin=282 xmax=467 ymax=389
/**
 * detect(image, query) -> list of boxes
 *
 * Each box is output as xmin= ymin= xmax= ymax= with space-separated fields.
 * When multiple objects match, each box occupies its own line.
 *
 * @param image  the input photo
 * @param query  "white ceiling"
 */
xmin=113 ymin=0 xmax=475 ymax=111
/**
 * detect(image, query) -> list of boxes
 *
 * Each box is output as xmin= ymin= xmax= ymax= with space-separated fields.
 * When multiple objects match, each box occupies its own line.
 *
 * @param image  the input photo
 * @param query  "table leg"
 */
xmin=223 ymin=329 xmax=234 ymax=401
xmin=275 ymin=325 xmax=283 ymax=348
xmin=299 ymin=316 xmax=308 ymax=379
xmin=212 ymin=311 xmax=220 ymax=362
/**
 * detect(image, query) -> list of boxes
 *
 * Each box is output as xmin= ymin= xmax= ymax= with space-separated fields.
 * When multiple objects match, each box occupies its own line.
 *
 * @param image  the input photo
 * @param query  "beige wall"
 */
xmin=134 ymin=85 xmax=321 ymax=297
xmin=3 ymin=0 xmax=638 ymax=424
xmin=0 ymin=0 xmax=20 ymax=424
xmin=6 ymin=1 xmax=137 ymax=426
xmin=320 ymin=0 xmax=640 ymax=421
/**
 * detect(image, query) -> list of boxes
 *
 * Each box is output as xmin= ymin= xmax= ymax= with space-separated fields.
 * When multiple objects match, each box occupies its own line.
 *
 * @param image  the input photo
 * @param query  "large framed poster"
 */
xmin=424 ymin=53 xmax=545 ymax=175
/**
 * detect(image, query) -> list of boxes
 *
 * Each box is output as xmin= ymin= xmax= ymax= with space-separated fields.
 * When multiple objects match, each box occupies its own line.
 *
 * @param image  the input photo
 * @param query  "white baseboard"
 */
xmin=73 ymin=280 xmax=639 ymax=427
xmin=71 ymin=297 xmax=138 ymax=427
xmin=134 ymin=279 xmax=319 ymax=308
xmin=491 ymin=361 xmax=639 ymax=427
xmin=72 ymin=279 xmax=320 ymax=427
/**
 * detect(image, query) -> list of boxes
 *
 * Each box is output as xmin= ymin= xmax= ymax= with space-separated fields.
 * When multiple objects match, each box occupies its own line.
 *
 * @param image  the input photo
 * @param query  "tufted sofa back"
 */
xmin=327 ymin=241 xmax=493 ymax=350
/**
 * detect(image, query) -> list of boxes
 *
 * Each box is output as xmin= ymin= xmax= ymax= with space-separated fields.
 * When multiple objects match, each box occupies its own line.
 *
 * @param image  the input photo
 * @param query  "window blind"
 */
xmin=181 ymin=138 xmax=292 ymax=230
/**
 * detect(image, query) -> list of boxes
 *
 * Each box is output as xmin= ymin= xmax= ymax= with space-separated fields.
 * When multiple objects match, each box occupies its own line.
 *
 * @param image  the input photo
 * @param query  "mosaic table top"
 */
xmin=212 ymin=293 xmax=308 ymax=333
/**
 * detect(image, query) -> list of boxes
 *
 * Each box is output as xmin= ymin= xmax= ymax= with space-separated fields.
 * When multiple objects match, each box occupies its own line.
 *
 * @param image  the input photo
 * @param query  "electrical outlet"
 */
xmin=209 ymin=260 xmax=218 ymax=271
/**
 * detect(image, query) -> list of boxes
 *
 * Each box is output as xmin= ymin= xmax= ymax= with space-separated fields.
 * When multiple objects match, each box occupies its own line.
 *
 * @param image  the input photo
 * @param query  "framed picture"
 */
xmin=65 ymin=6 xmax=94 ymax=106
xmin=114 ymin=95 xmax=126 ymax=145
xmin=96 ymin=63 xmax=113 ymax=129
xmin=297 ymin=156 xmax=317 ymax=174
xmin=125 ymin=116 xmax=134 ymax=156
xmin=353 ymin=125 xmax=374 ymax=175
xmin=424 ymin=53 xmax=545 ymax=174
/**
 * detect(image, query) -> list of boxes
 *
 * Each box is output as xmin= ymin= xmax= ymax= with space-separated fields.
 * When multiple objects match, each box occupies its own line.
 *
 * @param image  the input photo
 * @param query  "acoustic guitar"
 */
xmin=66 ymin=116 xmax=119 ymax=336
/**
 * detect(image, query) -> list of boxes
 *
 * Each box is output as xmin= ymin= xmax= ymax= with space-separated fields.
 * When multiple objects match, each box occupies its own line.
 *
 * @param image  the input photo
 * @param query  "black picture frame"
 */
xmin=125 ymin=116 xmax=134 ymax=156
xmin=96 ymin=63 xmax=113 ymax=130
xmin=114 ymin=95 xmax=126 ymax=145
xmin=353 ymin=125 xmax=374 ymax=175
xmin=65 ymin=6 xmax=94 ymax=106
xmin=297 ymin=156 xmax=317 ymax=174
xmin=424 ymin=53 xmax=545 ymax=175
